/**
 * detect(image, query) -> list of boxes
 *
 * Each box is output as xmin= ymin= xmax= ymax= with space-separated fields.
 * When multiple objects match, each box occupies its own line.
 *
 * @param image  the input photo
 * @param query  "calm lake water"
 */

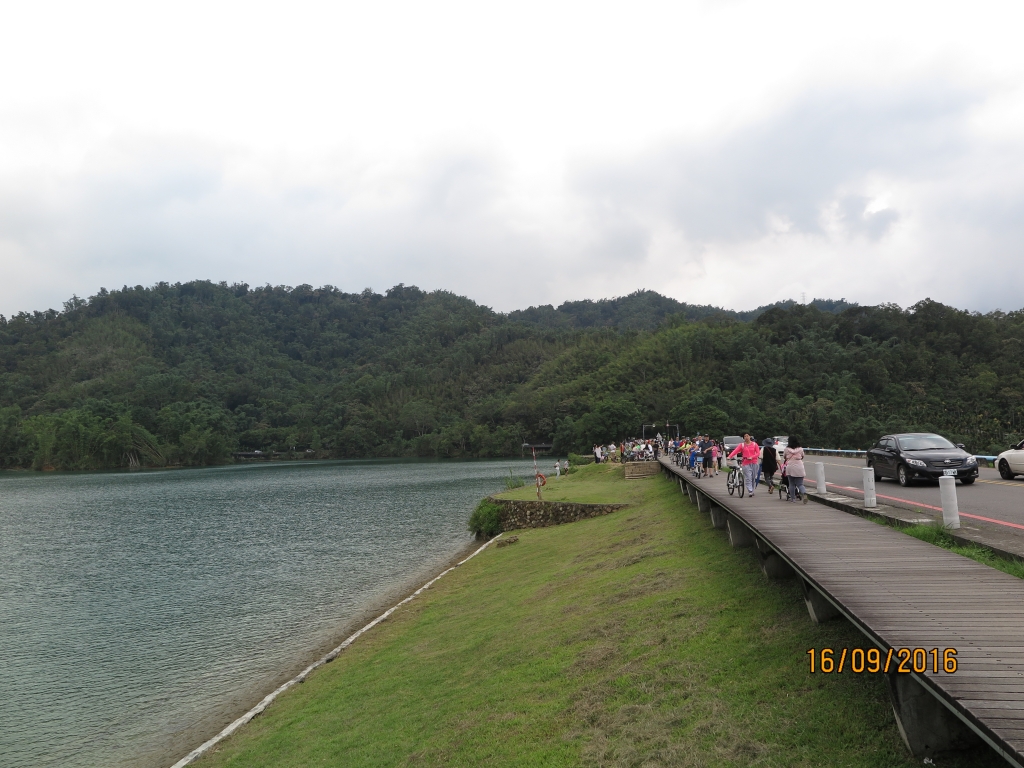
xmin=0 ymin=458 xmax=536 ymax=768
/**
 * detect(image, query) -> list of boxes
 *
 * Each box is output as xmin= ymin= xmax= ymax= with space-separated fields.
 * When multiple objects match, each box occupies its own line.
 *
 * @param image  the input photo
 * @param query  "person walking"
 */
xmin=728 ymin=433 xmax=761 ymax=497
xmin=783 ymin=436 xmax=807 ymax=503
xmin=760 ymin=437 xmax=779 ymax=492
xmin=554 ymin=459 xmax=561 ymax=478
xmin=701 ymin=440 xmax=715 ymax=479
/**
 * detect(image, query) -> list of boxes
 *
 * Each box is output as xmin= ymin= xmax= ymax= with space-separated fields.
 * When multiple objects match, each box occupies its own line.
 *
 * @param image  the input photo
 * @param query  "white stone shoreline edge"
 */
xmin=169 ymin=533 xmax=503 ymax=768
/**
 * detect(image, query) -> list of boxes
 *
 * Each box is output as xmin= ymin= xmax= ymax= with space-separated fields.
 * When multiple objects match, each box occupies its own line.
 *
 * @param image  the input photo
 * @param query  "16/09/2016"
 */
xmin=807 ymin=647 xmax=957 ymax=674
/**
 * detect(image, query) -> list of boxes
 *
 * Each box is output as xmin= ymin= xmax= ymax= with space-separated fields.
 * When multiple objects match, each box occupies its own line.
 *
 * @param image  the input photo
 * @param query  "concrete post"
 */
xmin=685 ymin=482 xmax=696 ymax=504
xmin=886 ymin=672 xmax=979 ymax=756
xmin=755 ymin=538 xmax=794 ymax=580
xmin=727 ymin=516 xmax=754 ymax=548
xmin=695 ymin=491 xmax=711 ymax=514
xmin=813 ymin=462 xmax=827 ymax=494
xmin=939 ymin=476 xmax=961 ymax=529
xmin=862 ymin=467 xmax=877 ymax=508
xmin=709 ymin=504 xmax=728 ymax=529
xmin=800 ymin=578 xmax=841 ymax=623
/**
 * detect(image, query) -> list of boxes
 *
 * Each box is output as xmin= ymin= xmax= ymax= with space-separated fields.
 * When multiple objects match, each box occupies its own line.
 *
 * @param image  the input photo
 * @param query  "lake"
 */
xmin=0 ymin=458 xmax=537 ymax=768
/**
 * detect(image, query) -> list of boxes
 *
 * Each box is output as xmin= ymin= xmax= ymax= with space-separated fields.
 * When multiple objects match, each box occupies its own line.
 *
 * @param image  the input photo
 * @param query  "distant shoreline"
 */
xmin=0 ymin=455 xmax=543 ymax=477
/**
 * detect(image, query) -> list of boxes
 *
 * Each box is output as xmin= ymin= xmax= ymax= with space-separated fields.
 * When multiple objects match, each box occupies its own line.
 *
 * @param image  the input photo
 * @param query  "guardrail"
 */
xmin=804 ymin=448 xmax=999 ymax=467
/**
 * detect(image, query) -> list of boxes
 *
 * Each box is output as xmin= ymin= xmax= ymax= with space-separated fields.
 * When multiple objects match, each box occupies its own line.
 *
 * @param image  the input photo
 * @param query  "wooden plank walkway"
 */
xmin=660 ymin=457 xmax=1024 ymax=765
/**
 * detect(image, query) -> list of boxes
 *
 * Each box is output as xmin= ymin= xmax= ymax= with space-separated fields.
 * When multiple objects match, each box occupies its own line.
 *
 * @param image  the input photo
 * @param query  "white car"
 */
xmin=772 ymin=436 xmax=789 ymax=463
xmin=997 ymin=440 xmax=1024 ymax=479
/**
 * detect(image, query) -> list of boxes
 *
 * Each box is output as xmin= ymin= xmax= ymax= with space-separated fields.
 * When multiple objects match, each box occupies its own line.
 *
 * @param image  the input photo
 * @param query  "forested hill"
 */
xmin=507 ymin=291 xmax=855 ymax=329
xmin=0 ymin=282 xmax=1020 ymax=470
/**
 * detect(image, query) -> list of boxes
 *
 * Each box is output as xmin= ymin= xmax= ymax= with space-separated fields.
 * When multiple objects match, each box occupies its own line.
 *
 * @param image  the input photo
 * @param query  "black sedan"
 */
xmin=866 ymin=433 xmax=979 ymax=487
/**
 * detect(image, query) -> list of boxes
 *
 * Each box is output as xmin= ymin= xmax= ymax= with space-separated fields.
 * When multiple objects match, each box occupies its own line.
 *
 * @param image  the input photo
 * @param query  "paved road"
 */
xmin=783 ymin=455 xmax=1024 ymax=532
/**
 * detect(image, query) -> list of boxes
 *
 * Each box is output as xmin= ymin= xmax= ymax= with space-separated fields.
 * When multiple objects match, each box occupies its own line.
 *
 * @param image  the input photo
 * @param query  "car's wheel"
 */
xmin=869 ymin=462 xmax=881 ymax=482
xmin=960 ymin=477 xmax=976 ymax=485
xmin=897 ymin=464 xmax=912 ymax=487
xmin=999 ymin=460 xmax=1015 ymax=480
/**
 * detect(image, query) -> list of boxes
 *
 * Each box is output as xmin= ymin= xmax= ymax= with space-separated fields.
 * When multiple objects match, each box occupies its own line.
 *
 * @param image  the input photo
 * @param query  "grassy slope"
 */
xmin=496 ymin=466 xmax=641 ymax=504
xmin=198 ymin=464 xmax=1001 ymax=767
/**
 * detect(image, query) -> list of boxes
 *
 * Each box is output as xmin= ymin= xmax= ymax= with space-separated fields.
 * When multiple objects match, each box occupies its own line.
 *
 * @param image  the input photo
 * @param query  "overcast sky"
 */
xmin=2 ymin=0 xmax=1024 ymax=316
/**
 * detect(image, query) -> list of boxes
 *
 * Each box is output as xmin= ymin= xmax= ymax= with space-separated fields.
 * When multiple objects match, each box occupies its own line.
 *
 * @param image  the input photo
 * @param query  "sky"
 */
xmin=2 ymin=0 xmax=1024 ymax=316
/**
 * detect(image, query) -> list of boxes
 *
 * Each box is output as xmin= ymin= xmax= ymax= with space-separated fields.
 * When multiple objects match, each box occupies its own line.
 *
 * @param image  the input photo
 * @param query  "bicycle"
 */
xmin=726 ymin=460 xmax=745 ymax=497
xmin=693 ymin=455 xmax=705 ymax=479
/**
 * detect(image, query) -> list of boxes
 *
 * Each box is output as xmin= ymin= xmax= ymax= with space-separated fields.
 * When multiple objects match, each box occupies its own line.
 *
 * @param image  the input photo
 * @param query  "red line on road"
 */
xmin=808 ymin=480 xmax=1024 ymax=532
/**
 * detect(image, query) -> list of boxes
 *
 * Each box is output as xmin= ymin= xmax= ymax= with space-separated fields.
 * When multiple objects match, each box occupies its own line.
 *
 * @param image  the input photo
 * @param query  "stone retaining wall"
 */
xmin=624 ymin=462 xmax=660 ymax=479
xmin=490 ymin=497 xmax=629 ymax=531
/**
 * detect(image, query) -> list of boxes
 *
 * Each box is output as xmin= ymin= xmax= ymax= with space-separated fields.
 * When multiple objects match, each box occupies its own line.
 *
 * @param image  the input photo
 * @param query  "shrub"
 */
xmin=468 ymin=499 xmax=503 ymax=538
xmin=503 ymin=468 xmax=526 ymax=490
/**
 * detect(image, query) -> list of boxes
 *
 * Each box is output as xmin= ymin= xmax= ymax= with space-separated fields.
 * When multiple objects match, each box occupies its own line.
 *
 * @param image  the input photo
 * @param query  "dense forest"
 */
xmin=0 ymin=281 xmax=1020 ymax=470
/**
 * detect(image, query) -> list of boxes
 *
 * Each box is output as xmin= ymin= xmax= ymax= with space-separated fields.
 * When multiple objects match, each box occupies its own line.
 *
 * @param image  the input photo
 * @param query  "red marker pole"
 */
xmin=533 ymin=447 xmax=543 ymax=500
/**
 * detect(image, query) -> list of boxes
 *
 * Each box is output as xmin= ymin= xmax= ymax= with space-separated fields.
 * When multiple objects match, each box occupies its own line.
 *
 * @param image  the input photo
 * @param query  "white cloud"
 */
xmin=2 ymin=0 xmax=1024 ymax=315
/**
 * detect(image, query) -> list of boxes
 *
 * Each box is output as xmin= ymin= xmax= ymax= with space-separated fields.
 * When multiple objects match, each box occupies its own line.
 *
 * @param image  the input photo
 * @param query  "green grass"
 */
xmin=198 ymin=468 xmax=1002 ymax=767
xmin=497 ymin=462 xmax=642 ymax=504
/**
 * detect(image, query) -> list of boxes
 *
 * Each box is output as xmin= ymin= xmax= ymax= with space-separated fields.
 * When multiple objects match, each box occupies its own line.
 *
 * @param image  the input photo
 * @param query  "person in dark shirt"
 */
xmin=761 ymin=437 xmax=779 ymax=492
xmin=702 ymin=441 xmax=715 ymax=478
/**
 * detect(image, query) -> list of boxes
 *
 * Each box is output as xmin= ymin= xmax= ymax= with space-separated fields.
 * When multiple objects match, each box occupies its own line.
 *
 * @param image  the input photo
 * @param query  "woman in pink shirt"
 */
xmin=728 ymin=433 xmax=761 ymax=497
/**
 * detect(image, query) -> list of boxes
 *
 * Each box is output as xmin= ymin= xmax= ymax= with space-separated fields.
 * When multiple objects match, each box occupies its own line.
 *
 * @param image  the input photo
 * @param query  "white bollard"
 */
xmin=939 ymin=476 xmax=961 ymax=529
xmin=862 ymin=467 xmax=877 ymax=508
xmin=814 ymin=462 xmax=827 ymax=494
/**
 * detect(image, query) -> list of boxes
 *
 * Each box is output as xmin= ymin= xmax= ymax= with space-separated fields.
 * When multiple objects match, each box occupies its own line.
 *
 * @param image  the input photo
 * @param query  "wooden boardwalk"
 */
xmin=660 ymin=457 xmax=1024 ymax=765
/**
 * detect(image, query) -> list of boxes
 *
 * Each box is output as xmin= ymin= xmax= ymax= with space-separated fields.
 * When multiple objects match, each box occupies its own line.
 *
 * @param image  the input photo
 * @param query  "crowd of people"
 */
xmin=571 ymin=430 xmax=810 ymax=503
xmin=587 ymin=439 xmax=664 ymax=463
xmin=667 ymin=436 xmax=722 ymax=475
xmin=721 ymin=433 xmax=806 ymax=502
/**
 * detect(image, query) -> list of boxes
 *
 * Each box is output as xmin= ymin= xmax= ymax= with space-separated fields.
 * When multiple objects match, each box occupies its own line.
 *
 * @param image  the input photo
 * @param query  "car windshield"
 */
xmin=899 ymin=435 xmax=956 ymax=451
xmin=724 ymin=436 xmax=742 ymax=443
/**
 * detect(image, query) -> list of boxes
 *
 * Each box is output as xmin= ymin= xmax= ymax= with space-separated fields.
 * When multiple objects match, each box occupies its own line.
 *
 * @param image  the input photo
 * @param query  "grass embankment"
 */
xmin=499 ymin=465 xmax=641 ymax=505
xmin=198 ymin=463 xmax=1001 ymax=767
